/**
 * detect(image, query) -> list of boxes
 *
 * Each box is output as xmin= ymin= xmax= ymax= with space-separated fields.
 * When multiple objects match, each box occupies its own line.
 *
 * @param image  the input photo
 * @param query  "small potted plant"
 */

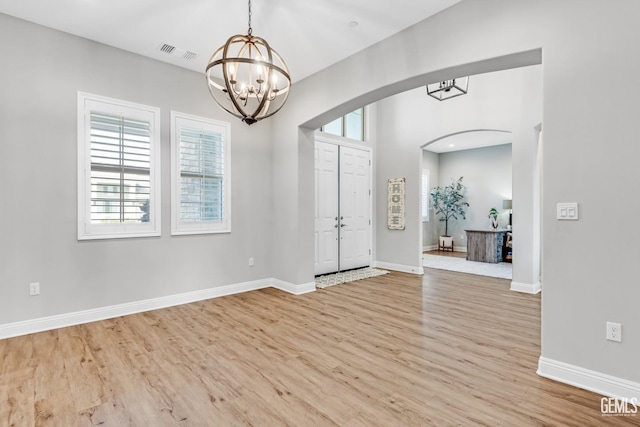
xmin=430 ymin=177 xmax=470 ymax=251
xmin=488 ymin=207 xmax=499 ymax=229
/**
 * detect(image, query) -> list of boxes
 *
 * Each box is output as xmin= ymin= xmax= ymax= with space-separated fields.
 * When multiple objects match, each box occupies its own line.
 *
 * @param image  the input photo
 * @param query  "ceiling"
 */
xmin=424 ymin=130 xmax=513 ymax=153
xmin=0 ymin=0 xmax=461 ymax=83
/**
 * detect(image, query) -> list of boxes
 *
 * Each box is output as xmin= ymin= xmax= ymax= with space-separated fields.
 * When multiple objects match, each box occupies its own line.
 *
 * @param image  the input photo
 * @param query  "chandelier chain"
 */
xmin=247 ymin=0 xmax=252 ymax=35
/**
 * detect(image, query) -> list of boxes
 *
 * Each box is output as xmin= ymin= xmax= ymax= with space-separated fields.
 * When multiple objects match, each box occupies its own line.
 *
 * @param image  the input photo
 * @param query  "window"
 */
xmin=171 ymin=112 xmax=231 ymax=235
xmin=320 ymin=107 xmax=365 ymax=141
xmin=322 ymin=117 xmax=342 ymax=136
xmin=422 ymin=169 xmax=430 ymax=221
xmin=77 ymin=93 xmax=161 ymax=240
xmin=345 ymin=108 xmax=364 ymax=141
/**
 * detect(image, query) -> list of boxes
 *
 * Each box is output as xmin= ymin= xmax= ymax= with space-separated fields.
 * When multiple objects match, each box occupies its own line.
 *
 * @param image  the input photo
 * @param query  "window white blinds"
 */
xmin=422 ymin=169 xmax=430 ymax=221
xmin=179 ymin=127 xmax=225 ymax=222
xmin=89 ymin=113 xmax=151 ymax=224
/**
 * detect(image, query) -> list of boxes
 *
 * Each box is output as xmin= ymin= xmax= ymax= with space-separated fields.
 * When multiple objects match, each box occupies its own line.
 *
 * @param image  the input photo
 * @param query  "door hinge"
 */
xmin=369 ymin=219 xmax=371 ymax=225
xmin=369 ymin=189 xmax=371 ymax=196
xmin=369 ymin=160 xmax=371 ymax=166
xmin=369 ymin=249 xmax=371 ymax=255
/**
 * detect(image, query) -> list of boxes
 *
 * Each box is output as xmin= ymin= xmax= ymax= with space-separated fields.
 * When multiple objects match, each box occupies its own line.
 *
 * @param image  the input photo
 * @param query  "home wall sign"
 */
xmin=387 ymin=178 xmax=405 ymax=230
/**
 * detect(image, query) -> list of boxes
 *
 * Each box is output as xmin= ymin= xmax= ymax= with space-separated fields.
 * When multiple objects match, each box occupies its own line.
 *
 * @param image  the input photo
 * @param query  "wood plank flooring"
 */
xmin=1 ymin=269 xmax=636 ymax=426
xmin=424 ymin=249 xmax=467 ymax=259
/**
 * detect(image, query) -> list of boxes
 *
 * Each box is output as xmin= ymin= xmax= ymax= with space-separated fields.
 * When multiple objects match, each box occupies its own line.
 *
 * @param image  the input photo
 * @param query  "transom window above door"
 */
xmin=320 ymin=108 xmax=365 ymax=141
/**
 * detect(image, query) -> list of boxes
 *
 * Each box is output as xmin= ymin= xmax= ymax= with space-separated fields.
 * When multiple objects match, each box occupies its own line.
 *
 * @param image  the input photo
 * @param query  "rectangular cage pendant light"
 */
xmin=426 ymin=76 xmax=469 ymax=101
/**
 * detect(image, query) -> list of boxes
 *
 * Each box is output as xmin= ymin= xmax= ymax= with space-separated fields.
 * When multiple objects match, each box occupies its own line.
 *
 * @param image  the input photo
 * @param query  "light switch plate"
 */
xmin=557 ymin=203 xmax=579 ymax=220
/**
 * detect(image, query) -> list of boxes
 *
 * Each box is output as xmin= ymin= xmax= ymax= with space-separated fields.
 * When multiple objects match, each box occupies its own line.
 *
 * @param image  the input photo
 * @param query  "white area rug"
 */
xmin=423 ymin=254 xmax=512 ymax=280
xmin=316 ymin=267 xmax=389 ymax=289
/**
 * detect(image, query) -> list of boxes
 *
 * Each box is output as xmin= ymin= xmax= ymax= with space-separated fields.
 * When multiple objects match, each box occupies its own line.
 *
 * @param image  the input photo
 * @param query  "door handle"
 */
xmin=340 ymin=223 xmax=347 ymax=227
xmin=334 ymin=224 xmax=339 ymax=228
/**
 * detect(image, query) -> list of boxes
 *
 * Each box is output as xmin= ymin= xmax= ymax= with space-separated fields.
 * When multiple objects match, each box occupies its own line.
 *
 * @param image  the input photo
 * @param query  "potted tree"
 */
xmin=430 ymin=177 xmax=470 ymax=251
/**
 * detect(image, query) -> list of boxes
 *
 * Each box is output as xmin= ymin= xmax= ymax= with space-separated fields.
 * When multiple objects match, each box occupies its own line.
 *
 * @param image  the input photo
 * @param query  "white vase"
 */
xmin=439 ymin=235 xmax=453 ymax=250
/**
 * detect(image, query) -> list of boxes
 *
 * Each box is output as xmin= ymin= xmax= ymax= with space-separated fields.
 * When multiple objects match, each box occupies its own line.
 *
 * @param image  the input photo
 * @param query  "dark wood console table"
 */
xmin=465 ymin=229 xmax=508 ymax=263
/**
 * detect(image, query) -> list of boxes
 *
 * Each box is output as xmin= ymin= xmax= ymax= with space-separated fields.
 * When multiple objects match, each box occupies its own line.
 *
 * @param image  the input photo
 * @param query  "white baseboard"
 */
xmin=0 ymin=277 xmax=315 ymax=340
xmin=423 ymin=245 xmax=437 ymax=251
xmin=510 ymin=281 xmax=541 ymax=294
xmin=538 ymin=357 xmax=640 ymax=401
xmin=373 ymin=261 xmax=424 ymax=275
xmin=271 ymin=279 xmax=316 ymax=295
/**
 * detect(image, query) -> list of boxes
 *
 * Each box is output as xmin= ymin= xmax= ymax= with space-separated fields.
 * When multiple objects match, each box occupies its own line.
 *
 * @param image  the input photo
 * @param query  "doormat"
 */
xmin=316 ymin=267 xmax=389 ymax=289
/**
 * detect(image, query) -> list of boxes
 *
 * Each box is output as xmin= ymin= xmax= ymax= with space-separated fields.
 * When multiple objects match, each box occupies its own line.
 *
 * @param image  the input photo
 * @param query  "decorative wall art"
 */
xmin=387 ymin=178 xmax=405 ymax=230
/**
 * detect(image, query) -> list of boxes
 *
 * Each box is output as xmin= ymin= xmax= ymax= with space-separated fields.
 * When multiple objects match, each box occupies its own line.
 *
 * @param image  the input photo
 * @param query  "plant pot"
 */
xmin=490 ymin=218 xmax=499 ymax=229
xmin=439 ymin=235 xmax=454 ymax=251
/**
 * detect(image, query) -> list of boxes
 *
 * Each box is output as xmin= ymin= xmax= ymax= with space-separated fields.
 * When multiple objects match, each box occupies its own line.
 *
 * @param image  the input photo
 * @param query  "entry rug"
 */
xmin=316 ymin=267 xmax=389 ymax=289
xmin=423 ymin=254 xmax=512 ymax=280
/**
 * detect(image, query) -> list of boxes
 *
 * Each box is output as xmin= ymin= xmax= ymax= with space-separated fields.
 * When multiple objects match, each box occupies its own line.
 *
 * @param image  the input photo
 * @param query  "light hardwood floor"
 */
xmin=424 ymin=249 xmax=467 ymax=259
xmin=1 ymin=269 xmax=636 ymax=426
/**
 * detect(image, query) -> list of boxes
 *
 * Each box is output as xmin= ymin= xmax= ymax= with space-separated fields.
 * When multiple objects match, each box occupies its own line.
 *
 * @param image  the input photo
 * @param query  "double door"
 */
xmin=314 ymin=141 xmax=371 ymax=276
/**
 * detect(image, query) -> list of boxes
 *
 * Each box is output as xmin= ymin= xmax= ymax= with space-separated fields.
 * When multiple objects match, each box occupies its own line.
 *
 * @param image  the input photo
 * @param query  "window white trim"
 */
xmin=77 ymin=92 xmax=161 ymax=240
xmin=422 ymin=168 xmax=430 ymax=222
xmin=170 ymin=111 xmax=231 ymax=235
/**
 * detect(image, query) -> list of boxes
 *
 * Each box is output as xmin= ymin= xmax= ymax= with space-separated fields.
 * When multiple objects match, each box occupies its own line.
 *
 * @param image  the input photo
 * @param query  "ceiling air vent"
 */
xmin=159 ymin=43 xmax=176 ymax=54
xmin=182 ymin=51 xmax=198 ymax=61
xmin=158 ymin=43 xmax=198 ymax=62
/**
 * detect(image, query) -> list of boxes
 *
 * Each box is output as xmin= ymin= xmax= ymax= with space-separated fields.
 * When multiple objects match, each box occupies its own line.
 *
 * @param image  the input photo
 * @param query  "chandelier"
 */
xmin=205 ymin=0 xmax=291 ymax=125
xmin=426 ymin=77 xmax=469 ymax=101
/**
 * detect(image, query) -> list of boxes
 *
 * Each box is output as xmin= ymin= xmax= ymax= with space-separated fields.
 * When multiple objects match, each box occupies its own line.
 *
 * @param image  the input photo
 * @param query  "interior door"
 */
xmin=314 ymin=142 xmax=339 ymax=275
xmin=339 ymin=146 xmax=371 ymax=271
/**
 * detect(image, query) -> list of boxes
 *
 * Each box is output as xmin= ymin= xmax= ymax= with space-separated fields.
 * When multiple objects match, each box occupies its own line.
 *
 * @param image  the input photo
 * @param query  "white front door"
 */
xmin=314 ymin=142 xmax=339 ymax=275
xmin=339 ymin=146 xmax=371 ymax=271
xmin=314 ymin=140 xmax=371 ymax=276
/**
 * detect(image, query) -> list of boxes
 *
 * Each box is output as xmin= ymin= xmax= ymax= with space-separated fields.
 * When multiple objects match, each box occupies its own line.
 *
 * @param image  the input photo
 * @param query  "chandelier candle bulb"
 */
xmin=227 ymin=65 xmax=236 ymax=82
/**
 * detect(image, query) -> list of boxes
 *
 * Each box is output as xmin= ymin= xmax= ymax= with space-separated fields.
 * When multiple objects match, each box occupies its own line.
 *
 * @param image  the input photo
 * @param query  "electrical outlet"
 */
xmin=606 ymin=322 xmax=622 ymax=342
xmin=29 ymin=282 xmax=40 ymax=296
xmin=248 ymin=257 xmax=254 ymax=267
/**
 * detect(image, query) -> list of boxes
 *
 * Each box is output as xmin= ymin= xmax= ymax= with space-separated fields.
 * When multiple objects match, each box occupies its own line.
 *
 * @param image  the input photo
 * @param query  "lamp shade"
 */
xmin=503 ymin=199 xmax=512 ymax=209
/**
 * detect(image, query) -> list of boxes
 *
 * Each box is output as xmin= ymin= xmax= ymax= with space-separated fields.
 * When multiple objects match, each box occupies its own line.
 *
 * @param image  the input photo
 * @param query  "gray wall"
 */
xmin=426 ymin=144 xmax=512 ymax=249
xmin=272 ymin=0 xmax=640 ymax=385
xmin=0 ymin=14 xmax=275 ymax=323
xmin=421 ymin=149 xmax=439 ymax=249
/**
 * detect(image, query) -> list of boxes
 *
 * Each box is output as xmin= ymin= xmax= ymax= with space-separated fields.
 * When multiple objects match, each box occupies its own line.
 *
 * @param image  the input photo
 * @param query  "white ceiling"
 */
xmin=0 ymin=0 xmax=460 ymax=83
